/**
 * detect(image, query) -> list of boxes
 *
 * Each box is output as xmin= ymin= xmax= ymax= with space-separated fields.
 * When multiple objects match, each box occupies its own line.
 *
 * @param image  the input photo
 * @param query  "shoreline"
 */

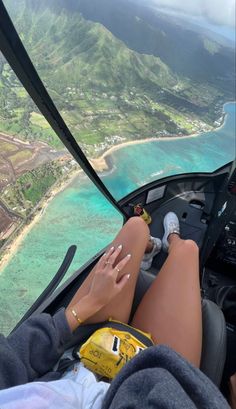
xmin=90 ymin=128 xmax=217 ymax=172
xmin=0 ymin=167 xmax=81 ymax=273
xmin=91 ymin=101 xmax=234 ymax=172
xmin=0 ymin=101 xmax=233 ymax=272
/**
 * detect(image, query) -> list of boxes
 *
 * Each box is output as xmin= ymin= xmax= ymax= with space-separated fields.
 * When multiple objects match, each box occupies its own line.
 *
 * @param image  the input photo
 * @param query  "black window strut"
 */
xmin=0 ymin=0 xmax=128 ymax=220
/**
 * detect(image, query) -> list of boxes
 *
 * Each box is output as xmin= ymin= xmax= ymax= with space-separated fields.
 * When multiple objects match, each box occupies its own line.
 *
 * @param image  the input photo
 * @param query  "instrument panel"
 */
xmin=216 ymin=217 xmax=236 ymax=267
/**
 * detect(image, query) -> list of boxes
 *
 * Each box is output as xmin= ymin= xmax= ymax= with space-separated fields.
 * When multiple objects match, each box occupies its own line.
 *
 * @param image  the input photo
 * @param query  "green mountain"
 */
xmin=75 ymin=0 xmax=235 ymax=93
xmin=1 ymin=0 xmax=233 ymax=152
xmin=5 ymin=0 xmax=176 ymax=92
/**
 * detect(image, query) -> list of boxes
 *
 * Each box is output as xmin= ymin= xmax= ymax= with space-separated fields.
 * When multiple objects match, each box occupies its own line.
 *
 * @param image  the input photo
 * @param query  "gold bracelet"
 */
xmin=71 ymin=308 xmax=83 ymax=325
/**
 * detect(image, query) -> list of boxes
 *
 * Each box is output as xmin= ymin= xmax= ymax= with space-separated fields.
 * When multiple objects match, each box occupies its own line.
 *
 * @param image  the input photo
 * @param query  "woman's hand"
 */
xmin=87 ymin=244 xmax=131 ymax=308
xmin=65 ymin=245 xmax=131 ymax=332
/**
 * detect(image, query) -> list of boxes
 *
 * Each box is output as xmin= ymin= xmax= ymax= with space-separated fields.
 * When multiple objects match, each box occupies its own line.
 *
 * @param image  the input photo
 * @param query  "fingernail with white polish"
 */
xmin=127 ymin=254 xmax=131 ymax=258
xmin=127 ymin=274 xmax=131 ymax=279
xmin=103 ymin=252 xmax=107 ymax=257
xmin=110 ymin=246 xmax=114 ymax=251
xmin=118 ymin=244 xmax=123 ymax=250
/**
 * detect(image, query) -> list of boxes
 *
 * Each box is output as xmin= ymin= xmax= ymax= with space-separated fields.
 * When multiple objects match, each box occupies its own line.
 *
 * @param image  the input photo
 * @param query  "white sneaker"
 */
xmin=141 ymin=236 xmax=162 ymax=270
xmin=162 ymin=212 xmax=180 ymax=252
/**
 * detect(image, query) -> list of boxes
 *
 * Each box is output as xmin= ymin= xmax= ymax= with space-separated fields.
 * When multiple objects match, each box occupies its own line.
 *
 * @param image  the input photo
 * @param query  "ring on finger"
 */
xmin=114 ymin=266 xmax=120 ymax=273
xmin=105 ymin=261 xmax=113 ymax=266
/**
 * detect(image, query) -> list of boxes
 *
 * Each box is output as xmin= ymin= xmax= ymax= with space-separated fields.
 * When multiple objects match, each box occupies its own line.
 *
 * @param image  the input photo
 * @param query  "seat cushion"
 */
xmin=130 ymin=269 xmax=156 ymax=320
xmin=201 ymin=298 xmax=227 ymax=386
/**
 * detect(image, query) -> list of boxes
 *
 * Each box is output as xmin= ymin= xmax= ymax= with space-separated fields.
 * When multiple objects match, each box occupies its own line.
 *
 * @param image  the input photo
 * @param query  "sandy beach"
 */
xmin=90 ymin=106 xmax=231 ymax=172
xmin=90 ymin=130 xmax=212 ymax=172
xmin=0 ymin=167 xmax=81 ymax=273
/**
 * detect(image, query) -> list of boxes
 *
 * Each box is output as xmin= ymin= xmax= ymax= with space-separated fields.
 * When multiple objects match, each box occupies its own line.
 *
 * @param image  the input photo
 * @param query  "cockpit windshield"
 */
xmin=3 ymin=0 xmax=236 ymax=199
xmin=0 ymin=0 xmax=235 ymax=333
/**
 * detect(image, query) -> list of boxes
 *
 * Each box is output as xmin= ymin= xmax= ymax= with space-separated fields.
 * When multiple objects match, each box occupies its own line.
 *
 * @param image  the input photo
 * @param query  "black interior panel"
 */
xmin=149 ymin=193 xmax=209 ymax=247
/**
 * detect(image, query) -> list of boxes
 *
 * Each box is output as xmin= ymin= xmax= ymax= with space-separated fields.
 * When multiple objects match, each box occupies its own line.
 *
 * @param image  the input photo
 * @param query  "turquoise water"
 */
xmin=104 ymin=102 xmax=236 ymax=199
xmin=0 ymin=102 xmax=235 ymax=334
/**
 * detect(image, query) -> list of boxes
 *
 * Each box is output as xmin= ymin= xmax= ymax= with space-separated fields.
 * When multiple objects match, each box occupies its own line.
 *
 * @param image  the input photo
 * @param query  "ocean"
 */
xmin=0 ymin=102 xmax=235 ymax=334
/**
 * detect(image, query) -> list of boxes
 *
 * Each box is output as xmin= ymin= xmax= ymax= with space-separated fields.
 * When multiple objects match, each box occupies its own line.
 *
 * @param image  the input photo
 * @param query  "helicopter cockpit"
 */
xmin=0 ymin=0 xmax=235 ymax=403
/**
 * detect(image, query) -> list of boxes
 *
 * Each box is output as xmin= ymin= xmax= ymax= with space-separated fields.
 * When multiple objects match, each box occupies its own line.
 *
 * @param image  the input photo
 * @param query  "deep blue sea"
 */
xmin=0 ymin=102 xmax=235 ymax=333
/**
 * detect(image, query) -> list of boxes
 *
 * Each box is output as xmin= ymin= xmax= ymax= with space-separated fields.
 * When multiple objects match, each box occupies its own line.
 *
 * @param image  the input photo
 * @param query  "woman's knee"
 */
xmin=175 ymin=239 xmax=199 ymax=259
xmin=183 ymin=239 xmax=199 ymax=253
xmin=125 ymin=216 xmax=149 ymax=238
xmin=171 ymin=238 xmax=199 ymax=255
xmin=126 ymin=216 xmax=148 ymax=229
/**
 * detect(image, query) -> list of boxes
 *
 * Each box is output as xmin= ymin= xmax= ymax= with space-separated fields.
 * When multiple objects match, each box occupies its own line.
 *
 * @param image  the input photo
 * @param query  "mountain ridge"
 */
xmin=74 ymin=0 xmax=235 ymax=92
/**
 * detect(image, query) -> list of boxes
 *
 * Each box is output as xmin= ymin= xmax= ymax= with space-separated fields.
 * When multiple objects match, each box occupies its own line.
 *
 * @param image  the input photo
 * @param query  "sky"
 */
xmin=147 ymin=0 xmax=236 ymax=28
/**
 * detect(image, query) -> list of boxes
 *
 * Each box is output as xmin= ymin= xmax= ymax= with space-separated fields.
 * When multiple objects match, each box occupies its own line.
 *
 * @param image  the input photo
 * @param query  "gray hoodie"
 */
xmin=0 ymin=310 xmax=230 ymax=408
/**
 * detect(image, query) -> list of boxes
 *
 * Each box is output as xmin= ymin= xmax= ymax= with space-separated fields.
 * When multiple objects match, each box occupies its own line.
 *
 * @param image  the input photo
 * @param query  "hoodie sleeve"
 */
xmin=0 ymin=309 xmax=72 ymax=390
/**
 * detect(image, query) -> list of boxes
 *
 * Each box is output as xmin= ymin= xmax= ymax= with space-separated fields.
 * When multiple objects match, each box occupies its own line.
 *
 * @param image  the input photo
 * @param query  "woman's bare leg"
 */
xmin=132 ymin=234 xmax=202 ymax=368
xmin=68 ymin=217 xmax=149 ymax=324
xmin=229 ymin=373 xmax=236 ymax=409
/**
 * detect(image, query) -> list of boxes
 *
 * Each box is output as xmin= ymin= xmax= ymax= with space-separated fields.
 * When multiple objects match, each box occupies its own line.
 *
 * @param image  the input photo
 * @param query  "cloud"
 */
xmin=148 ymin=0 xmax=236 ymax=27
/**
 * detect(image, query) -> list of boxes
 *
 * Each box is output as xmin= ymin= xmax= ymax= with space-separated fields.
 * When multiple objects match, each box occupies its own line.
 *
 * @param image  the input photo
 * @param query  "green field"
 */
xmin=1 ymin=161 xmax=64 ymax=216
xmin=30 ymin=112 xmax=51 ymax=129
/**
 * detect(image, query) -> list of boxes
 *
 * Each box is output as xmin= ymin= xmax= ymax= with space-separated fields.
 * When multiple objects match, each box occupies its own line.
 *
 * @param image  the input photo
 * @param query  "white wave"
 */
xmin=150 ymin=170 xmax=164 ymax=177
